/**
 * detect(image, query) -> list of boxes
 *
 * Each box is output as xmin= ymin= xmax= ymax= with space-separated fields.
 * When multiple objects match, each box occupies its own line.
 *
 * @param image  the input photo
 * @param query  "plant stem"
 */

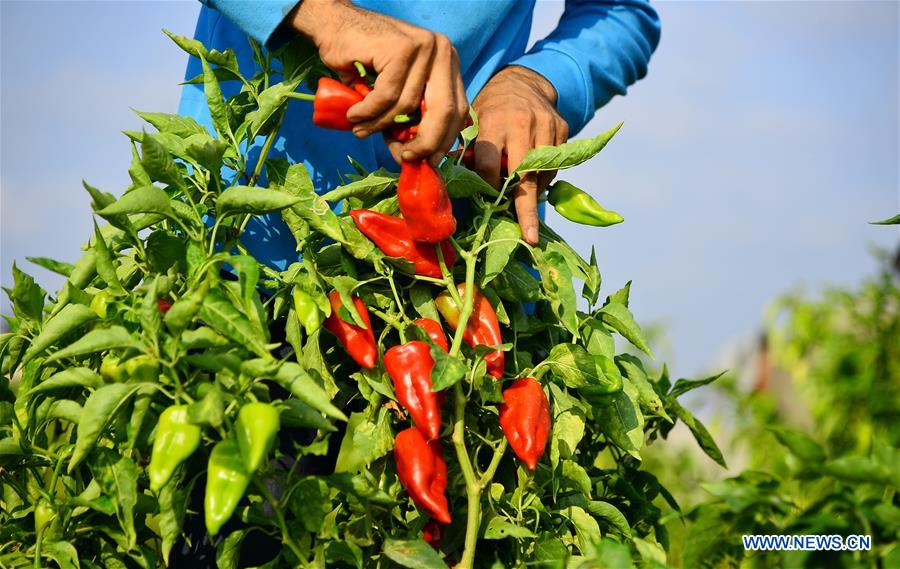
xmin=254 ymin=479 xmax=307 ymax=566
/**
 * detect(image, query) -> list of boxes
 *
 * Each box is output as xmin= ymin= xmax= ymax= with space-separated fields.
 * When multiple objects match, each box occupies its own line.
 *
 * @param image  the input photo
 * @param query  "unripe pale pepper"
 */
xmin=148 ymin=405 xmax=202 ymax=492
xmin=235 ymin=402 xmax=280 ymax=474
xmin=292 ymin=287 xmax=323 ymax=336
xmin=204 ymin=437 xmax=251 ymax=536
xmin=547 ymin=181 xmax=623 ymax=227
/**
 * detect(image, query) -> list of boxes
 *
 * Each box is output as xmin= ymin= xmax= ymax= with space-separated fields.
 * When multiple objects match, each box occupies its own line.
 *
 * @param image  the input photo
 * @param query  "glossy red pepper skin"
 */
xmin=349 ymin=210 xmax=455 ymax=278
xmin=323 ymin=290 xmax=378 ymax=368
xmin=498 ymin=377 xmax=551 ymax=470
xmin=413 ymin=318 xmax=448 ymax=352
xmin=423 ymin=519 xmax=443 ymax=549
xmin=385 ymin=341 xmax=442 ymax=441
xmin=435 ymin=284 xmax=505 ymax=378
xmin=394 ymin=427 xmax=451 ymax=524
xmin=351 ymin=78 xmax=373 ymax=97
xmin=391 ymin=100 xmax=426 ymax=142
xmin=312 ymin=77 xmax=363 ymax=130
xmin=398 ymin=160 xmax=456 ymax=243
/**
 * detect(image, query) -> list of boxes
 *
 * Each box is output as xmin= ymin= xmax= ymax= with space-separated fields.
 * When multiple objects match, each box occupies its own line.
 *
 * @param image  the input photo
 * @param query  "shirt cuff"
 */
xmin=208 ymin=0 xmax=299 ymax=47
xmin=512 ymin=47 xmax=591 ymax=136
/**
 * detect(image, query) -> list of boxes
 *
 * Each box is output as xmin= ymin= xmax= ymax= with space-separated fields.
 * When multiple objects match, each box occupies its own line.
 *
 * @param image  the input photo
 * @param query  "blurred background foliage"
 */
xmin=641 ymin=248 xmax=900 ymax=568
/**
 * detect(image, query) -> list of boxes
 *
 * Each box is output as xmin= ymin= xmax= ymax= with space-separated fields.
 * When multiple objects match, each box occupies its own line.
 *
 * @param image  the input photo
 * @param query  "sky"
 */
xmin=1 ymin=1 xmax=898 ymax=378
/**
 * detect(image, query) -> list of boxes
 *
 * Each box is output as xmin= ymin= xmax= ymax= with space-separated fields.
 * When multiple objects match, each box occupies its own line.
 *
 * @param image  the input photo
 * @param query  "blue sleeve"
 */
xmin=512 ymin=0 xmax=661 ymax=136
xmin=200 ymin=0 xmax=299 ymax=47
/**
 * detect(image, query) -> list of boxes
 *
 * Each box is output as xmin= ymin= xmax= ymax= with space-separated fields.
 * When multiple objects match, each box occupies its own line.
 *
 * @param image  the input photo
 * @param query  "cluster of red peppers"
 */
xmin=304 ymin=66 xmax=555 ymax=547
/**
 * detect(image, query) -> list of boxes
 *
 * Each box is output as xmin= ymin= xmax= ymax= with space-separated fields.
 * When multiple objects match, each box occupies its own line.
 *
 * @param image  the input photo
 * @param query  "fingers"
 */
xmin=473 ymin=133 xmax=504 ymax=190
xmin=346 ymin=30 xmax=435 ymax=134
xmin=403 ymin=36 xmax=466 ymax=162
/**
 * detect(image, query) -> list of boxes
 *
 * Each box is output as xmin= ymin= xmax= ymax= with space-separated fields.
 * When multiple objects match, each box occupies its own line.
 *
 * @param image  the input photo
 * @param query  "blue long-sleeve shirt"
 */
xmin=179 ymin=0 xmax=660 ymax=270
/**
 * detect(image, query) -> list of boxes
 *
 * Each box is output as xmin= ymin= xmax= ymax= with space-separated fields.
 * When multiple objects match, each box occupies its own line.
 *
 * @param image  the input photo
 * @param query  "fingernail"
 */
xmin=353 ymin=128 xmax=369 ymax=138
xmin=401 ymin=150 xmax=417 ymax=162
xmin=526 ymin=226 xmax=538 ymax=245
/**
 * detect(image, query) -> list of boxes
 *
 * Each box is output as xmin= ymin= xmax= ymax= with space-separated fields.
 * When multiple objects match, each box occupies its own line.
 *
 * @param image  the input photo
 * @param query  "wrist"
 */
xmin=289 ymin=0 xmax=351 ymax=47
xmin=501 ymin=65 xmax=558 ymax=105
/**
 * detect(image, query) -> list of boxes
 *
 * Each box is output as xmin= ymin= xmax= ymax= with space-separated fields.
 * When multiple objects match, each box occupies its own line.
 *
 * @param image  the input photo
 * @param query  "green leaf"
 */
xmin=26 ymin=256 xmax=75 ymax=278
xmin=562 ymin=460 xmax=592 ymax=498
xmin=245 ymin=79 xmax=302 ymax=135
xmin=6 ymin=263 xmax=45 ymax=321
xmin=134 ymin=110 xmax=207 ymax=138
xmin=188 ymin=384 xmax=224 ymax=428
xmin=429 ymin=345 xmax=467 ymax=391
xmin=91 ymin=222 xmax=126 ymax=296
xmin=334 ymin=409 xmax=393 ymax=472
xmin=321 ymin=171 xmax=397 ymax=203
xmin=669 ymin=399 xmax=727 ymax=467
xmin=278 ymin=164 xmax=345 ymax=243
xmin=140 ymin=133 xmax=183 ymax=187
xmin=198 ymin=288 xmax=270 ymax=358
xmin=83 ymin=181 xmax=135 ymax=235
xmin=329 ymin=276 xmax=366 ymax=328
xmin=325 ymin=541 xmax=364 ymax=569
xmin=547 ymin=344 xmax=622 ymax=392
xmin=595 ymin=382 xmax=644 ymax=459
xmin=69 ymin=383 xmax=146 ymax=472
xmin=200 ymin=54 xmax=232 ymax=141
xmin=596 ymin=538 xmax=635 ymax=569
xmin=616 ymin=354 xmax=670 ymax=421
xmin=768 ymin=427 xmax=826 ymax=462
xmin=163 ymin=29 xmax=239 ymax=72
xmin=669 ymin=372 xmax=725 ymax=397
xmin=279 ymin=399 xmax=335 ymax=432
xmin=442 ymin=164 xmax=499 ymax=198
xmin=382 ymin=539 xmax=449 ymax=569
xmin=587 ymin=501 xmax=632 ymax=538
xmin=41 ymin=542 xmax=81 ymax=569
xmin=550 ymin=408 xmax=586 ymax=468
xmin=88 ymin=448 xmax=138 ymax=548
xmin=483 ymin=516 xmax=537 ymax=539
xmin=46 ymin=326 xmax=141 ymax=363
xmin=275 ymin=362 xmax=347 ymax=421
xmin=216 ymin=185 xmax=301 ymax=216
xmin=97 ymin=185 xmax=175 ymax=218
xmin=410 ymin=284 xmax=440 ymax=321
xmin=23 ymin=304 xmax=97 ymax=363
xmin=819 ymin=456 xmax=895 ymax=486
xmin=483 ymin=218 xmax=521 ymax=284
xmin=215 ymin=530 xmax=247 ymax=569
xmin=287 ymin=477 xmax=330 ymax=533
xmin=564 ymin=505 xmax=601 ymax=557
xmin=606 ymin=281 xmax=631 ymax=307
xmin=535 ymin=249 xmax=579 ymax=336
xmin=516 ymin=122 xmax=622 ymax=174
xmin=598 ymin=302 xmax=653 ymax=357
xmin=28 ymin=367 xmax=102 ymax=395
xmin=870 ymin=213 xmax=900 ymax=225
xmin=228 ymin=255 xmax=260 ymax=308
xmin=491 ymin=261 xmax=542 ymax=303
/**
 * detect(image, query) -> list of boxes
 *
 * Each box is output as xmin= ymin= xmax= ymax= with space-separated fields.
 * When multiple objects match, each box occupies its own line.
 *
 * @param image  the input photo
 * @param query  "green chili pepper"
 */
xmin=100 ymin=354 xmax=127 ymax=382
xmin=547 ymin=181 xmax=623 ymax=227
xmin=235 ymin=402 xmax=280 ymax=474
xmin=204 ymin=437 xmax=251 ymax=536
xmin=292 ymin=287 xmax=323 ymax=336
xmin=123 ymin=354 xmax=159 ymax=383
xmin=148 ymin=405 xmax=201 ymax=492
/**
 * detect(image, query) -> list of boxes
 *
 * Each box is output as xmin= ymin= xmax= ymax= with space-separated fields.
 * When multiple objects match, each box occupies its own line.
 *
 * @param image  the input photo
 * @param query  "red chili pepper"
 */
xmin=351 ymin=78 xmax=373 ymax=97
xmin=156 ymin=298 xmax=172 ymax=313
xmin=413 ymin=318 xmax=448 ymax=352
xmin=435 ymin=283 xmax=505 ymax=378
xmin=323 ymin=290 xmax=378 ymax=369
xmin=498 ymin=377 xmax=551 ymax=470
xmin=385 ymin=341 xmax=442 ymax=441
xmin=312 ymin=77 xmax=363 ymax=131
xmin=348 ymin=209 xmax=455 ymax=278
xmin=394 ymin=427 xmax=451 ymax=524
xmin=391 ymin=100 xmax=427 ymax=142
xmin=422 ymin=519 xmax=443 ymax=549
xmin=398 ymin=160 xmax=456 ymax=243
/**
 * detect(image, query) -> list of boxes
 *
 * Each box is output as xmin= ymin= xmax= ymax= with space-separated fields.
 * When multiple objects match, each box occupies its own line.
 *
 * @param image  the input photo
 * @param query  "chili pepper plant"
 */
xmin=0 ymin=33 xmax=725 ymax=568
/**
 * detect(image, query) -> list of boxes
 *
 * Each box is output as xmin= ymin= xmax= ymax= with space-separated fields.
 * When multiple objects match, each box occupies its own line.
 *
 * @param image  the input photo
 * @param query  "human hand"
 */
xmin=289 ymin=0 xmax=468 ymax=164
xmin=471 ymin=65 xmax=568 ymax=245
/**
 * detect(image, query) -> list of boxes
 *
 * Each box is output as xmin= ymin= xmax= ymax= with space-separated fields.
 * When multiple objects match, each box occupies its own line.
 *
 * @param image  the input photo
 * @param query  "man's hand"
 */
xmin=289 ymin=0 xmax=468 ymax=165
xmin=471 ymin=66 xmax=568 ymax=245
